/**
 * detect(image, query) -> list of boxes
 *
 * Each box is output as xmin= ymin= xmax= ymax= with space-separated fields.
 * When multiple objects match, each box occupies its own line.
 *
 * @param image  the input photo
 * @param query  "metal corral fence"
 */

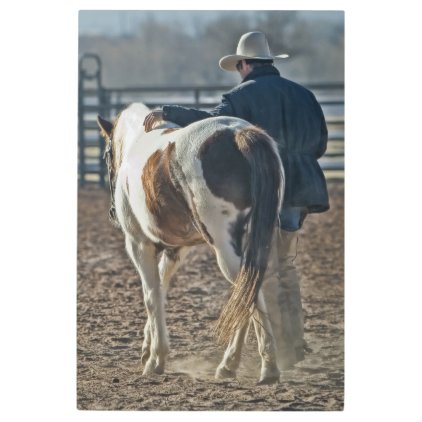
xmin=78 ymin=53 xmax=344 ymax=187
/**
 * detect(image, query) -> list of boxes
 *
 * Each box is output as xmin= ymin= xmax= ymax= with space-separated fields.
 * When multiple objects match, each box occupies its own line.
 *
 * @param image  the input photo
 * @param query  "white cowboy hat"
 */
xmin=219 ymin=31 xmax=289 ymax=72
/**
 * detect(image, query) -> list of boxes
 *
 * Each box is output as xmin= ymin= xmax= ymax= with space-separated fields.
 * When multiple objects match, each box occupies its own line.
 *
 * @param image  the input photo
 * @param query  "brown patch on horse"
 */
xmin=198 ymin=129 xmax=252 ymax=210
xmin=141 ymin=142 xmax=204 ymax=246
xmin=161 ymin=128 xmax=180 ymax=135
xmin=169 ymin=150 xmax=214 ymax=245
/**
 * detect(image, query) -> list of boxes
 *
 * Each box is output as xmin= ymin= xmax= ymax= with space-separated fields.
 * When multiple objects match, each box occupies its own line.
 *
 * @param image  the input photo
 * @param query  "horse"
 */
xmin=97 ymin=102 xmax=286 ymax=384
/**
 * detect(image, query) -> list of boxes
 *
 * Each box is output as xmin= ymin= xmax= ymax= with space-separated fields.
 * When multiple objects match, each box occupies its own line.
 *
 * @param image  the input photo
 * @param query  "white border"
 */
xmin=3 ymin=1 xmax=421 ymax=420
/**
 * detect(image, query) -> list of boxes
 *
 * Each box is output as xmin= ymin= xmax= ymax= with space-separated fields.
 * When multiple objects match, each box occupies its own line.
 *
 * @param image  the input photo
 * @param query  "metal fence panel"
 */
xmin=78 ymin=54 xmax=344 ymax=186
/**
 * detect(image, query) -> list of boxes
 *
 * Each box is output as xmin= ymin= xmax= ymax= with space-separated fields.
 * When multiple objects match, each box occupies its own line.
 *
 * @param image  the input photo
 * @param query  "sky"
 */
xmin=79 ymin=10 xmax=344 ymax=37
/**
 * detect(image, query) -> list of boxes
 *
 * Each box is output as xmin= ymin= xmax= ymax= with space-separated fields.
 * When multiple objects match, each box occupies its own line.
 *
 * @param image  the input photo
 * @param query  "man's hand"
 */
xmin=143 ymin=110 xmax=164 ymax=132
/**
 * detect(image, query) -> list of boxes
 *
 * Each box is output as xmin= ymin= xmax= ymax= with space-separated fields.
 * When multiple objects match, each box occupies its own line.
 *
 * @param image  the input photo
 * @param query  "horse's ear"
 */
xmin=97 ymin=115 xmax=113 ymax=139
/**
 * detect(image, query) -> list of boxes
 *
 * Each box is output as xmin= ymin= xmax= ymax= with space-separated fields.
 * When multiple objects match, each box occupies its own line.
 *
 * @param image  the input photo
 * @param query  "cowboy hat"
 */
xmin=219 ymin=31 xmax=289 ymax=72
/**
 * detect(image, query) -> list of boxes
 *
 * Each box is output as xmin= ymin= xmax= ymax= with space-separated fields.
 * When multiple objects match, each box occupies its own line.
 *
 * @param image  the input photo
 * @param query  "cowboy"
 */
xmin=143 ymin=31 xmax=329 ymax=369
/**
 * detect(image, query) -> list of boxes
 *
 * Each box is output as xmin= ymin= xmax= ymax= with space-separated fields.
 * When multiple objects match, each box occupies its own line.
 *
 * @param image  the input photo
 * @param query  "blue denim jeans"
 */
xmin=280 ymin=207 xmax=308 ymax=231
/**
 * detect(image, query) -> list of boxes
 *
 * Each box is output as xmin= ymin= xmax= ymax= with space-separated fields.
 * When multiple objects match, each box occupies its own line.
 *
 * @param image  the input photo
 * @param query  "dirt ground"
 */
xmin=77 ymin=181 xmax=344 ymax=411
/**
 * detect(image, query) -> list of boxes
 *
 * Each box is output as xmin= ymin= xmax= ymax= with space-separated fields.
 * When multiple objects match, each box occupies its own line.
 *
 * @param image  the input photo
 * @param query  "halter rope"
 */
xmin=103 ymin=141 xmax=120 ymax=228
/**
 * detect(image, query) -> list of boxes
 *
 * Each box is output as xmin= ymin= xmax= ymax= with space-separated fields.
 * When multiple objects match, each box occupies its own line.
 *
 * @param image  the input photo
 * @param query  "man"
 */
xmin=143 ymin=31 xmax=329 ymax=368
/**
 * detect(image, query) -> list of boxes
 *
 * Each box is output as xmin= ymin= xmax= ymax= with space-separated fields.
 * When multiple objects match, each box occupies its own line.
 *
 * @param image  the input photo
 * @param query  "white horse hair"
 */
xmin=97 ymin=102 xmax=286 ymax=384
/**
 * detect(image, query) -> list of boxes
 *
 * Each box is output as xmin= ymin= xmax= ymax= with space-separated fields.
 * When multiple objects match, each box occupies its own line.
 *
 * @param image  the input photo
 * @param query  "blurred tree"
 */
xmin=254 ymin=11 xmax=298 ymax=53
xmin=78 ymin=11 xmax=344 ymax=87
xmin=197 ymin=15 xmax=250 ymax=84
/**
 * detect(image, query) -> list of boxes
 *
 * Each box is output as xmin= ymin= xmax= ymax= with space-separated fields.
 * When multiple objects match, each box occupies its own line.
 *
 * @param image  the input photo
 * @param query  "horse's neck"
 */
xmin=112 ymin=104 xmax=151 ymax=169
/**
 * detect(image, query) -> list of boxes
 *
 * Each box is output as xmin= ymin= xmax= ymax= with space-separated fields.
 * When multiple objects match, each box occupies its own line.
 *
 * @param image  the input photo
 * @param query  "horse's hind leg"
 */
xmin=215 ymin=321 xmax=248 ymax=379
xmin=253 ymin=291 xmax=280 ymax=384
xmin=142 ymin=247 xmax=189 ymax=365
xmin=213 ymin=233 xmax=279 ymax=384
xmin=216 ymin=292 xmax=280 ymax=384
xmin=210 ymin=240 xmax=246 ymax=379
xmin=125 ymin=237 xmax=168 ymax=375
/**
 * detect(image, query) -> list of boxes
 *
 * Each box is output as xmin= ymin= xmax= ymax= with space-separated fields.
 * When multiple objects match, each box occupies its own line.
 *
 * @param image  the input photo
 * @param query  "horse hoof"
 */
xmin=257 ymin=374 xmax=280 ymax=385
xmin=215 ymin=365 xmax=236 ymax=379
xmin=143 ymin=360 xmax=164 ymax=376
xmin=257 ymin=365 xmax=280 ymax=385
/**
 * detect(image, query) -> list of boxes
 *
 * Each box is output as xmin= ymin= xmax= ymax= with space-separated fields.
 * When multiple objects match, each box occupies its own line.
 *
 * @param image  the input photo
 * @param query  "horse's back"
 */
xmin=168 ymin=116 xmax=281 ymax=250
xmin=172 ymin=116 xmax=250 ymax=159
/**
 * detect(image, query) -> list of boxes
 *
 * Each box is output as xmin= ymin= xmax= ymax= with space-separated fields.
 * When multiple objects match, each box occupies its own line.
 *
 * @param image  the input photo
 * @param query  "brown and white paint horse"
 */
xmin=97 ymin=103 xmax=285 ymax=384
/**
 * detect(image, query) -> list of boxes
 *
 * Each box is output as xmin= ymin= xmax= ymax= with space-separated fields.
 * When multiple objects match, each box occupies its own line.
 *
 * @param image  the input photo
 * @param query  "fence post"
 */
xmin=194 ymin=88 xmax=200 ymax=107
xmin=78 ymin=53 xmax=103 ymax=187
xmin=78 ymin=65 xmax=85 ymax=187
xmin=98 ymin=87 xmax=110 ymax=187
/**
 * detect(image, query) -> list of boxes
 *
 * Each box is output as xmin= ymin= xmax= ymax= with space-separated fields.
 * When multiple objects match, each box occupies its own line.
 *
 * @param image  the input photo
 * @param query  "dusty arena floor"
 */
xmin=77 ymin=181 xmax=344 ymax=411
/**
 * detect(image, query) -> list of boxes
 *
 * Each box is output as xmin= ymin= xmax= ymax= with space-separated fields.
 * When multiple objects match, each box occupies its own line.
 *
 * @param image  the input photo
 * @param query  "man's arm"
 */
xmin=143 ymin=95 xmax=236 ymax=132
xmin=163 ymin=96 xmax=235 ymax=127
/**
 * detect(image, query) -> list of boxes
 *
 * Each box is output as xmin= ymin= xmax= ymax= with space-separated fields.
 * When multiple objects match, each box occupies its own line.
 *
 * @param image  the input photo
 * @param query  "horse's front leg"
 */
xmin=159 ymin=247 xmax=189 ymax=301
xmin=141 ymin=318 xmax=151 ymax=366
xmin=125 ymin=237 xmax=169 ymax=375
xmin=140 ymin=247 xmax=189 ymax=366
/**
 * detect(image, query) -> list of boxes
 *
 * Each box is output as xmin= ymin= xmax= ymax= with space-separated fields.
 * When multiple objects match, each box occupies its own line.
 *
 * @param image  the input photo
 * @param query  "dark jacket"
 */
xmin=162 ymin=65 xmax=329 ymax=213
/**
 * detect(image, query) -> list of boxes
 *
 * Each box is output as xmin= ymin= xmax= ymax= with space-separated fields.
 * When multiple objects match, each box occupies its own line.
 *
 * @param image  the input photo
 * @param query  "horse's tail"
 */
xmin=214 ymin=126 xmax=284 ymax=344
